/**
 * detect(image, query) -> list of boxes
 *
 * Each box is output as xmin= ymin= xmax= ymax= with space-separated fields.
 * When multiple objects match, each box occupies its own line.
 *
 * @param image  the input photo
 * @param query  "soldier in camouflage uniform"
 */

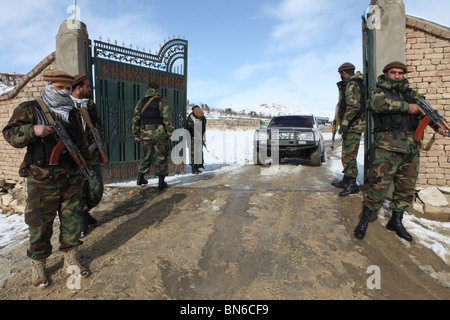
xmin=71 ymin=74 xmax=103 ymax=238
xmin=332 ymin=63 xmax=366 ymax=196
xmin=132 ymin=82 xmax=174 ymax=190
xmin=354 ymin=61 xmax=449 ymax=241
xmin=2 ymin=70 xmax=91 ymax=289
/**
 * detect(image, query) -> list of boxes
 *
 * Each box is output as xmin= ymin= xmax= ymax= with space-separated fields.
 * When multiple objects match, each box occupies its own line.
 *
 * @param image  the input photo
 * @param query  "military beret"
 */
xmin=73 ymin=74 xmax=88 ymax=87
xmin=192 ymin=105 xmax=204 ymax=118
xmin=383 ymin=61 xmax=407 ymax=74
xmin=43 ymin=70 xmax=74 ymax=84
xmin=338 ymin=63 xmax=355 ymax=73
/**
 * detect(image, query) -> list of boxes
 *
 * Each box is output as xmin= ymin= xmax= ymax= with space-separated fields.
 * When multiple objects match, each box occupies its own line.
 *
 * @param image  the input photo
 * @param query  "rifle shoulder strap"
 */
xmin=419 ymin=133 xmax=436 ymax=152
xmin=35 ymin=97 xmax=55 ymax=124
xmin=78 ymin=108 xmax=95 ymax=130
xmin=140 ymin=96 xmax=158 ymax=115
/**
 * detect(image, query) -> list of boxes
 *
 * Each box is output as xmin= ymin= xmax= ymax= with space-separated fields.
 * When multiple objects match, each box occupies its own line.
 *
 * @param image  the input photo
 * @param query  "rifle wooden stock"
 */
xmin=331 ymin=103 xmax=339 ymax=150
xmin=98 ymin=148 xmax=109 ymax=164
xmin=438 ymin=119 xmax=450 ymax=132
xmin=414 ymin=100 xmax=450 ymax=141
xmin=68 ymin=149 xmax=88 ymax=169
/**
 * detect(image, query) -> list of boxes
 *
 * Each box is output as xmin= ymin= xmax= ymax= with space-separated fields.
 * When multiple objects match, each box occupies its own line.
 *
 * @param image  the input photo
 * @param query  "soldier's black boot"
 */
xmin=87 ymin=212 xmax=99 ymax=226
xmin=191 ymin=165 xmax=198 ymax=174
xmin=137 ymin=173 xmax=148 ymax=186
xmin=158 ymin=175 xmax=168 ymax=190
xmin=80 ymin=211 xmax=89 ymax=238
xmin=339 ymin=178 xmax=359 ymax=197
xmin=386 ymin=211 xmax=413 ymax=242
xmin=331 ymin=176 xmax=348 ymax=189
xmin=354 ymin=207 xmax=373 ymax=239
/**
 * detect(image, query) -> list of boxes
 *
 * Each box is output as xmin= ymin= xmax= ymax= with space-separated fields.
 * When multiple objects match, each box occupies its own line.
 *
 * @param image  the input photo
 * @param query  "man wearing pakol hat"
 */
xmin=71 ymin=74 xmax=103 ymax=238
xmin=2 ymin=70 xmax=91 ymax=289
xmin=332 ymin=62 xmax=366 ymax=196
xmin=353 ymin=61 xmax=449 ymax=241
xmin=132 ymin=82 xmax=174 ymax=189
xmin=187 ymin=105 xmax=207 ymax=174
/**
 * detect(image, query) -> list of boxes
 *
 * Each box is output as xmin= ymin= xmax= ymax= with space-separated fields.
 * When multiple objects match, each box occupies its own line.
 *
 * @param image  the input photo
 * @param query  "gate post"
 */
xmin=55 ymin=19 xmax=89 ymax=75
xmin=371 ymin=0 xmax=407 ymax=74
xmin=363 ymin=0 xmax=406 ymax=183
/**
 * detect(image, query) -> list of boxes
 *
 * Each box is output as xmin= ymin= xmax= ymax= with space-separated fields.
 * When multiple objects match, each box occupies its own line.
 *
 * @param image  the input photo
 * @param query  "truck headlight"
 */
xmin=297 ymin=132 xmax=315 ymax=141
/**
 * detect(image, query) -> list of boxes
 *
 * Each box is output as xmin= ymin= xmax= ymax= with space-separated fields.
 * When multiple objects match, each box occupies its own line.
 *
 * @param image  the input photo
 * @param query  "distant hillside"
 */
xmin=189 ymin=102 xmax=335 ymax=122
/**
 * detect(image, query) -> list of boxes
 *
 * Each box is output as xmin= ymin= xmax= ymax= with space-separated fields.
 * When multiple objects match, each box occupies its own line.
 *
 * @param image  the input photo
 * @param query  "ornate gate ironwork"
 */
xmin=91 ymin=38 xmax=188 ymax=183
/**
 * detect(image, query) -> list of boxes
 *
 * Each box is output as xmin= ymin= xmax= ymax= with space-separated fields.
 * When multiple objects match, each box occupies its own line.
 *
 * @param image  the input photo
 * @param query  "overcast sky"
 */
xmin=1 ymin=0 xmax=449 ymax=116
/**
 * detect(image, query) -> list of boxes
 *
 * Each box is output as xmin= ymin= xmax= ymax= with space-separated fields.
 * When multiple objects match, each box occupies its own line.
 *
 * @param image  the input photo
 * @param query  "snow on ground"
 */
xmin=0 ymin=212 xmax=29 ymax=249
xmin=0 ymin=83 xmax=14 ymax=96
xmin=1 ymin=129 xmax=449 ymax=265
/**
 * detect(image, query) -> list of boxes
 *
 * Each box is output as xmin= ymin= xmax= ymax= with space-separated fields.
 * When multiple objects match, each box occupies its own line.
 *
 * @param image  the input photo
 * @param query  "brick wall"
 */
xmin=405 ymin=16 xmax=450 ymax=186
xmin=0 ymin=53 xmax=55 ymax=183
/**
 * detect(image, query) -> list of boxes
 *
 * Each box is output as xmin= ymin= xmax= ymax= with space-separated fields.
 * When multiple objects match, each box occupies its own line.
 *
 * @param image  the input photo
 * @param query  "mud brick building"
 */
xmin=405 ymin=15 xmax=450 ymax=186
xmin=0 ymin=53 xmax=56 ymax=183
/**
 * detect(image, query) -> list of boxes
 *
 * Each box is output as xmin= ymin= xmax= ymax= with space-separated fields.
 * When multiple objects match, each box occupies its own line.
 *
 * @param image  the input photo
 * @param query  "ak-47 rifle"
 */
xmin=49 ymin=121 xmax=95 ymax=188
xmin=413 ymin=100 xmax=450 ymax=142
xmin=78 ymin=108 xmax=111 ymax=175
xmin=331 ymin=103 xmax=340 ymax=150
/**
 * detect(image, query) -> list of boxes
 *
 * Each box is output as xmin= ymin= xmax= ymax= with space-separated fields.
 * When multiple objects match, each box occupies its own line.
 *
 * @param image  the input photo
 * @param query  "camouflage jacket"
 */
xmin=370 ymin=75 xmax=424 ymax=153
xmin=132 ymin=88 xmax=174 ymax=140
xmin=337 ymin=71 xmax=366 ymax=133
xmin=2 ymin=99 xmax=90 ymax=176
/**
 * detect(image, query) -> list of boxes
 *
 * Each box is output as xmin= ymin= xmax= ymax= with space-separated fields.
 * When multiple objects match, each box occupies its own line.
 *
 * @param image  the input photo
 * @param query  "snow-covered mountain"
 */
xmin=214 ymin=102 xmax=335 ymax=121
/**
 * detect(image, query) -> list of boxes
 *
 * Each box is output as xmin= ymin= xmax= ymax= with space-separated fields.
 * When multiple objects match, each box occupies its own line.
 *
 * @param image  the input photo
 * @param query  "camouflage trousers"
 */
xmin=341 ymin=131 xmax=363 ymax=179
xmin=363 ymin=147 xmax=420 ymax=213
xmin=138 ymin=138 xmax=170 ymax=176
xmin=25 ymin=166 xmax=83 ymax=260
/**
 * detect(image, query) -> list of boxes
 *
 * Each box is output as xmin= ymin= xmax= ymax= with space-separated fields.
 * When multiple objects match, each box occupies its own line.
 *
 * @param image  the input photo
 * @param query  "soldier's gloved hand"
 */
xmin=339 ymin=125 xmax=348 ymax=134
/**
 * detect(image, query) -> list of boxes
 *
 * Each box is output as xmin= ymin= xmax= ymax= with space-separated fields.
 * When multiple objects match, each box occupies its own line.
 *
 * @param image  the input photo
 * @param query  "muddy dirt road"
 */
xmin=1 ymin=144 xmax=449 ymax=300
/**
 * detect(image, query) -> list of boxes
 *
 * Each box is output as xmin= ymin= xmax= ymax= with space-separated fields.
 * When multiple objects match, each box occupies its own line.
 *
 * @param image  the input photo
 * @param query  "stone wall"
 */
xmin=0 ymin=52 xmax=56 ymax=183
xmin=405 ymin=16 xmax=450 ymax=186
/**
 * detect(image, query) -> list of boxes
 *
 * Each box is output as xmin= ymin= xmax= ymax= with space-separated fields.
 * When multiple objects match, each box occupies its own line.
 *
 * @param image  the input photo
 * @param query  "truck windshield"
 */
xmin=269 ymin=116 xmax=313 ymax=128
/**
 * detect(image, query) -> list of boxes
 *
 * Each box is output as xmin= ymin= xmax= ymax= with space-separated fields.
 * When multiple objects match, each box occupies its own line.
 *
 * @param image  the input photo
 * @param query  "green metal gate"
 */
xmin=90 ymin=38 xmax=188 ymax=183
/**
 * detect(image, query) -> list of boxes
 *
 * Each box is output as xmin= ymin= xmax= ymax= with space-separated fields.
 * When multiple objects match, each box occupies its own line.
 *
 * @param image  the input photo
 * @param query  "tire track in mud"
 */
xmin=153 ymin=164 xmax=373 ymax=299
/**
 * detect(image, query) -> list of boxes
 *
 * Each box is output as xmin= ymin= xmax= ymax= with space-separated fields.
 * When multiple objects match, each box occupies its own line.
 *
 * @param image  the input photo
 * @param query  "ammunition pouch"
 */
xmin=372 ymin=87 xmax=419 ymax=133
xmin=373 ymin=113 xmax=419 ymax=133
